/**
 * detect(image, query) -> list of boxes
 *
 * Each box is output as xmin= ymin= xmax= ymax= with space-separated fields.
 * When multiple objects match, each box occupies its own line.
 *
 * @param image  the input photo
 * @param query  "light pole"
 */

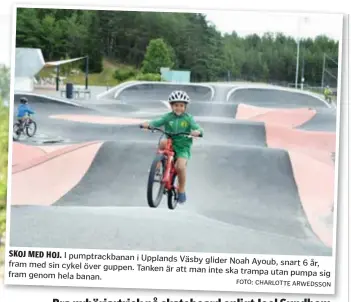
xmin=295 ymin=37 xmax=300 ymax=89
xmin=295 ymin=16 xmax=309 ymax=89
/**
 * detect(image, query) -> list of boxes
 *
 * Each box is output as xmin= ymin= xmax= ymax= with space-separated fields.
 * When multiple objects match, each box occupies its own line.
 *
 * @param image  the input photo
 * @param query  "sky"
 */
xmin=205 ymin=11 xmax=343 ymax=40
xmin=0 ymin=10 xmax=343 ymax=66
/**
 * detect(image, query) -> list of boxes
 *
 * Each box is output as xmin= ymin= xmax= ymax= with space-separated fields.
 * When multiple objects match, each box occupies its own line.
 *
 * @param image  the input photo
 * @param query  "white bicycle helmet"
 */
xmin=168 ymin=90 xmax=190 ymax=104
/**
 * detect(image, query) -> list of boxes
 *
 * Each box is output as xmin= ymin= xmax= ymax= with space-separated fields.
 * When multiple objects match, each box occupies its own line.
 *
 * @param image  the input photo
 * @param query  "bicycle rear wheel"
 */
xmin=147 ymin=154 xmax=166 ymax=208
xmin=167 ymin=174 xmax=178 ymax=210
xmin=13 ymin=123 xmax=22 ymax=141
xmin=26 ymin=120 xmax=37 ymax=137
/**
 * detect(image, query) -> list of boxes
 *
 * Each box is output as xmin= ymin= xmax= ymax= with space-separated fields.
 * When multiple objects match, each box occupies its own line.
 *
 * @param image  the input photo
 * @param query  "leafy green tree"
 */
xmin=85 ymin=12 xmax=103 ymax=73
xmin=141 ymin=38 xmax=174 ymax=74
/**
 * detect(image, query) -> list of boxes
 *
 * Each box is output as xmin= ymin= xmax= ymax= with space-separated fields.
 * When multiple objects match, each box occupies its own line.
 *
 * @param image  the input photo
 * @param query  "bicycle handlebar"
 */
xmin=139 ymin=125 xmax=203 ymax=138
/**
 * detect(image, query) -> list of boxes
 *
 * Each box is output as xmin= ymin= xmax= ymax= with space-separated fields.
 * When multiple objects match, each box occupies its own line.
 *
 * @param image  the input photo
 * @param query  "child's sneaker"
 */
xmin=178 ymin=192 xmax=186 ymax=204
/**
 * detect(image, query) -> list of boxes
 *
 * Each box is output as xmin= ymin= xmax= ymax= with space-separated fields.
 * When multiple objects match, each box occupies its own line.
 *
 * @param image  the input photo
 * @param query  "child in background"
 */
xmin=16 ymin=97 xmax=35 ymax=129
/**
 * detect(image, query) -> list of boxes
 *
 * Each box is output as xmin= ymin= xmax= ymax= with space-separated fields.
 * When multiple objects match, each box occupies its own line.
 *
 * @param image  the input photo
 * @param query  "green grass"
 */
xmin=0 ymin=103 xmax=8 ymax=281
xmin=0 ymin=210 xmax=4 ymax=281
xmin=0 ymin=242 xmax=4 ymax=262
xmin=0 ymin=208 xmax=5 ymax=235
xmin=0 ymin=243 xmax=4 ymax=280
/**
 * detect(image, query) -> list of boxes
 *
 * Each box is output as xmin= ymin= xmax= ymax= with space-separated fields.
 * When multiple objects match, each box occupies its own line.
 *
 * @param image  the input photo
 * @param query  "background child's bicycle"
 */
xmin=13 ymin=115 xmax=37 ymax=141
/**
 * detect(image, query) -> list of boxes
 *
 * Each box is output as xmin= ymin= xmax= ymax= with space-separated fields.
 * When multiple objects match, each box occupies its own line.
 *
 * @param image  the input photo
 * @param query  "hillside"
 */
xmin=38 ymin=59 xmax=133 ymax=86
xmin=16 ymin=8 xmax=339 ymax=86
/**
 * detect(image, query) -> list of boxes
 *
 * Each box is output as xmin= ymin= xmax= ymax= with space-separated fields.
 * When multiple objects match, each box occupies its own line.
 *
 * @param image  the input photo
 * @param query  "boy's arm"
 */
xmin=24 ymin=106 xmax=35 ymax=114
xmin=148 ymin=114 xmax=168 ymax=128
xmin=189 ymin=116 xmax=204 ymax=136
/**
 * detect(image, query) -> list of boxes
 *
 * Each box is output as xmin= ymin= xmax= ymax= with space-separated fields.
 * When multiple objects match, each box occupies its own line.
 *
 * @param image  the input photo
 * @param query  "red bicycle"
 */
xmin=140 ymin=126 xmax=202 ymax=210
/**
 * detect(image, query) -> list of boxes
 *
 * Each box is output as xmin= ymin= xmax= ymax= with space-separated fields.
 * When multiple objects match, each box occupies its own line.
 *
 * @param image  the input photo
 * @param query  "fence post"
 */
xmin=321 ymin=53 xmax=326 ymax=88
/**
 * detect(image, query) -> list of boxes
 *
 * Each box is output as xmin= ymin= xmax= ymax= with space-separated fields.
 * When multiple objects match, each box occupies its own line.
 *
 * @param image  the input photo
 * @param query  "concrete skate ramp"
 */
xmin=117 ymin=82 xmax=214 ymax=102
xmin=12 ymin=142 xmax=103 ymax=206
xmin=235 ymin=104 xmax=317 ymax=128
xmin=298 ymin=108 xmax=337 ymax=132
xmin=9 ymin=206 xmax=328 ymax=255
xmin=13 ymin=94 xmax=96 ymax=135
xmin=15 ymin=48 xmax=45 ymax=92
xmin=228 ymin=88 xmax=328 ymax=108
xmin=14 ymin=93 xmax=152 ymax=122
xmin=10 ymin=142 xmax=330 ymax=255
xmin=121 ymin=100 xmax=169 ymax=111
xmin=14 ymin=93 xmax=85 ymax=109
xmin=97 ymin=103 xmax=142 ymax=112
xmin=187 ymin=102 xmax=238 ymax=117
xmin=9 ymin=85 xmax=336 ymax=256
xmin=55 ymin=141 xmax=284 ymax=208
xmin=197 ymin=121 xmax=267 ymax=146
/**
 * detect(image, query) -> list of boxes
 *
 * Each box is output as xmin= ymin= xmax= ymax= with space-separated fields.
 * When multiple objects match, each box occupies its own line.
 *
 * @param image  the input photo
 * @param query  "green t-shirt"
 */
xmin=149 ymin=111 xmax=204 ymax=153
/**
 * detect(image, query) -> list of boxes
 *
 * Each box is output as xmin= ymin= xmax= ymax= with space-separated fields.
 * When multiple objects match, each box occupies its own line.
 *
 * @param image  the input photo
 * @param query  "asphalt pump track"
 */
xmin=10 ymin=85 xmax=337 ymax=256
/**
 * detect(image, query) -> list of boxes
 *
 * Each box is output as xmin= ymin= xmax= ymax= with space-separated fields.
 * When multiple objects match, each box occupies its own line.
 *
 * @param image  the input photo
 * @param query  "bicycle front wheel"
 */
xmin=147 ymin=154 xmax=166 ymax=208
xmin=26 ymin=120 xmax=37 ymax=137
xmin=167 ymin=174 xmax=178 ymax=210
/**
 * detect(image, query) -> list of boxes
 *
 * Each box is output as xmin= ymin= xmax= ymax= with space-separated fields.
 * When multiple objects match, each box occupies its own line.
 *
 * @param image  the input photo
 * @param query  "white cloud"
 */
xmin=205 ymin=11 xmax=343 ymax=40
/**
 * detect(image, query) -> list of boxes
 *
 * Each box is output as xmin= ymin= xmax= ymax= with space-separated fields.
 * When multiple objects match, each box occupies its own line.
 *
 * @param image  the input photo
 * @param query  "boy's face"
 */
xmin=171 ymin=102 xmax=186 ymax=115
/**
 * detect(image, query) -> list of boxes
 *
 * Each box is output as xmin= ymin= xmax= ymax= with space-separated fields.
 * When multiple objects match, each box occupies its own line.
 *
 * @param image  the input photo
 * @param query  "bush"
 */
xmin=113 ymin=67 xmax=138 ymax=82
xmin=135 ymin=73 xmax=161 ymax=81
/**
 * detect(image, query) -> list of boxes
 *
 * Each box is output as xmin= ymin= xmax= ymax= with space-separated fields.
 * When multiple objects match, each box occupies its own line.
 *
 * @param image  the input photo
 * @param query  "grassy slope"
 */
xmin=0 ymin=104 xmax=8 ymax=280
xmin=38 ymin=58 xmax=135 ymax=86
xmin=0 ymin=244 xmax=4 ymax=280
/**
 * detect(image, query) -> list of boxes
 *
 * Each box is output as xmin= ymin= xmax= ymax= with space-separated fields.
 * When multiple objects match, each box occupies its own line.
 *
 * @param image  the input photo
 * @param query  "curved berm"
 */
xmin=9 ymin=82 xmax=337 ymax=256
xmin=98 ymin=81 xmax=214 ymax=102
xmin=227 ymin=87 xmax=330 ymax=108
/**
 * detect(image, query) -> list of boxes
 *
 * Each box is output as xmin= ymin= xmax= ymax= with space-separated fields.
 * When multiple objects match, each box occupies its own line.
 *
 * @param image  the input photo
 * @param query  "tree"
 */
xmin=141 ymin=38 xmax=174 ymax=74
xmin=0 ymin=65 xmax=10 ymax=102
xmin=85 ymin=12 xmax=103 ymax=73
xmin=15 ymin=8 xmax=340 ymax=85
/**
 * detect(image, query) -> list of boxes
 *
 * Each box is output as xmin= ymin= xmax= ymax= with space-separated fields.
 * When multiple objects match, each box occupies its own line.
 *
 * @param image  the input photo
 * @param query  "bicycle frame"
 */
xmin=157 ymin=137 xmax=177 ymax=191
xmin=141 ymin=125 xmax=197 ymax=193
xmin=23 ymin=118 xmax=32 ymax=127
xmin=20 ymin=115 xmax=32 ymax=126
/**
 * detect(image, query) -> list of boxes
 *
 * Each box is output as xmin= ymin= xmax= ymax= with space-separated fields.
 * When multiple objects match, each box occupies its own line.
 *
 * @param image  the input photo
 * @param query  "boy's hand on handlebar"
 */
xmin=140 ymin=122 xmax=150 ymax=129
xmin=191 ymin=130 xmax=201 ymax=137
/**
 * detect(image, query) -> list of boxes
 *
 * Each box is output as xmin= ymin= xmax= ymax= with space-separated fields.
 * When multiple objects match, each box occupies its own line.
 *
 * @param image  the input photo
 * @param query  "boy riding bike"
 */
xmin=16 ymin=97 xmax=35 ymax=129
xmin=141 ymin=90 xmax=204 ymax=204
